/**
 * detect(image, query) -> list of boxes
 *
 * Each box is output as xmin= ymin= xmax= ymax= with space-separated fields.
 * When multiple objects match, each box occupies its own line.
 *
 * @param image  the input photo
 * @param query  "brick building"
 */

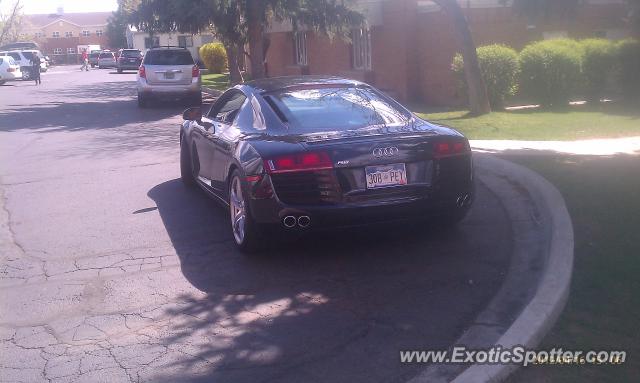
xmin=21 ymin=11 xmax=111 ymax=64
xmin=261 ymin=0 xmax=631 ymax=106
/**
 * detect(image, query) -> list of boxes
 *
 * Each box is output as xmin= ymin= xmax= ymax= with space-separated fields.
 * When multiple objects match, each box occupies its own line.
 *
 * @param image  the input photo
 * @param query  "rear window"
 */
xmin=21 ymin=51 xmax=34 ymax=60
xmin=99 ymin=52 xmax=114 ymax=58
xmin=265 ymin=86 xmax=411 ymax=133
xmin=121 ymin=50 xmax=141 ymax=58
xmin=143 ymin=50 xmax=193 ymax=65
xmin=90 ymin=53 xmax=100 ymax=58
xmin=8 ymin=52 xmax=20 ymax=61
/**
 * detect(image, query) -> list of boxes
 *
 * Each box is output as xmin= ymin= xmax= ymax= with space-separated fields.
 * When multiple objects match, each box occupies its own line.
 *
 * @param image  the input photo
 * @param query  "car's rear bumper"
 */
xmin=1 ymin=72 xmax=22 ymax=80
xmin=249 ymin=184 xmax=474 ymax=230
xmin=137 ymin=78 xmax=201 ymax=97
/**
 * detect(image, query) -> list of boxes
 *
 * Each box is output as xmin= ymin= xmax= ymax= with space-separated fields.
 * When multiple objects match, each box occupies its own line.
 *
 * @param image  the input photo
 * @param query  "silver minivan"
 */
xmin=136 ymin=47 xmax=201 ymax=108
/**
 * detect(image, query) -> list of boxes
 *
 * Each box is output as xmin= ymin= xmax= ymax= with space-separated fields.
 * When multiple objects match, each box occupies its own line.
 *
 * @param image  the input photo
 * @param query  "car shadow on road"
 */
xmin=145 ymin=178 xmax=511 ymax=382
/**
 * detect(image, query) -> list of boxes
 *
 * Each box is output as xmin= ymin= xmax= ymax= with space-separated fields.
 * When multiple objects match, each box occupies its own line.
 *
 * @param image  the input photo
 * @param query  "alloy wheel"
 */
xmin=230 ymin=176 xmax=246 ymax=244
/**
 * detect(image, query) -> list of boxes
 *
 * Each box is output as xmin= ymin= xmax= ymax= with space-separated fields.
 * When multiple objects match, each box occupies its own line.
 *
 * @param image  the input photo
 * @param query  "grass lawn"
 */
xmin=414 ymin=103 xmax=640 ymax=140
xmin=504 ymin=153 xmax=640 ymax=382
xmin=201 ymin=73 xmax=230 ymax=92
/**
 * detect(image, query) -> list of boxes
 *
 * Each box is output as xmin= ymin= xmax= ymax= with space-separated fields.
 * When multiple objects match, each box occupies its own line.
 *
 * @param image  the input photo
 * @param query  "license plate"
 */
xmin=365 ymin=163 xmax=407 ymax=189
xmin=165 ymin=72 xmax=174 ymax=79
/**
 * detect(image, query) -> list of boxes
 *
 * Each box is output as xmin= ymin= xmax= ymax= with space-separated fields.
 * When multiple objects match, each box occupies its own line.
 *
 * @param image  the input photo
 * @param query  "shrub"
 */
xmin=580 ymin=39 xmax=616 ymax=101
xmin=199 ymin=43 xmax=227 ymax=73
xmin=518 ymin=39 xmax=583 ymax=106
xmin=452 ymin=44 xmax=520 ymax=109
xmin=616 ymin=39 xmax=640 ymax=101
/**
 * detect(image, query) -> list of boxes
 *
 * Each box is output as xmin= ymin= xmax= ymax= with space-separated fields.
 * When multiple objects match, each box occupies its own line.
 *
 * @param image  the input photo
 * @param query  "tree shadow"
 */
xmin=145 ymin=179 xmax=512 ymax=382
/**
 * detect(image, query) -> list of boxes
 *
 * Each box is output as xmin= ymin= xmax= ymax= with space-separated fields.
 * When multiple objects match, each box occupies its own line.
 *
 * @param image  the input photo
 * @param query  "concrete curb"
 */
xmin=454 ymin=154 xmax=573 ymax=382
xmin=407 ymin=153 xmax=573 ymax=383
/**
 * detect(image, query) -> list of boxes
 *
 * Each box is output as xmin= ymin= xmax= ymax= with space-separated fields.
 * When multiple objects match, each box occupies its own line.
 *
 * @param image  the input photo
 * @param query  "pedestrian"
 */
xmin=80 ymin=50 xmax=89 ymax=71
xmin=30 ymin=54 xmax=42 ymax=85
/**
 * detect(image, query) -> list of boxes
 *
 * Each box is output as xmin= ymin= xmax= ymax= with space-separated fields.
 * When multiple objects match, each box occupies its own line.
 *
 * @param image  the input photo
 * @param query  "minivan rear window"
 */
xmin=121 ymin=50 xmax=141 ymax=58
xmin=144 ymin=50 xmax=193 ymax=65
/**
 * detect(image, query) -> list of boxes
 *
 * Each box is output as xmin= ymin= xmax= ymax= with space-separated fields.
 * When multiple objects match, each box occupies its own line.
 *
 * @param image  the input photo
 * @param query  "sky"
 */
xmin=1 ymin=0 xmax=118 ymax=15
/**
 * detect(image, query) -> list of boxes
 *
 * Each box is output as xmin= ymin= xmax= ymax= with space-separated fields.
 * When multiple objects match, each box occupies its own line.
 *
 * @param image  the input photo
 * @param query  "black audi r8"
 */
xmin=180 ymin=76 xmax=474 ymax=252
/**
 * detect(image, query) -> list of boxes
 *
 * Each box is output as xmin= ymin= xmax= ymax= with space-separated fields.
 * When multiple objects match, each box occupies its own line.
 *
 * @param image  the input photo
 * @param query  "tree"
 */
xmin=433 ymin=0 xmax=491 ymax=115
xmin=0 ymin=0 xmax=24 ymax=46
xmin=106 ymin=8 xmax=130 ymax=49
xmin=128 ymin=0 xmax=364 ymax=83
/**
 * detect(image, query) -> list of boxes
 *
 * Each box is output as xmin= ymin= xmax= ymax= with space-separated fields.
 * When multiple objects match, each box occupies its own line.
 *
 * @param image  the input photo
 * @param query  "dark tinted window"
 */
xmin=89 ymin=53 xmax=100 ymax=58
xmin=121 ymin=50 xmax=141 ymax=58
xmin=210 ymin=92 xmax=247 ymax=123
xmin=8 ymin=52 xmax=20 ymax=61
xmin=99 ymin=52 xmax=114 ymax=58
xmin=21 ymin=51 xmax=34 ymax=60
xmin=143 ymin=50 xmax=193 ymax=65
xmin=265 ymin=86 xmax=411 ymax=133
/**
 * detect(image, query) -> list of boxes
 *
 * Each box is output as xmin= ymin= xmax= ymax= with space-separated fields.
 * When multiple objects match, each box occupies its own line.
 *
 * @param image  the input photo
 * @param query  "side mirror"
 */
xmin=183 ymin=107 xmax=202 ymax=121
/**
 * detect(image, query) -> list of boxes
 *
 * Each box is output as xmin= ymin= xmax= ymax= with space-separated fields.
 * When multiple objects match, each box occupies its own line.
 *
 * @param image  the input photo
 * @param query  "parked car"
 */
xmin=97 ymin=51 xmax=116 ymax=69
xmin=116 ymin=48 xmax=143 ymax=73
xmin=179 ymin=76 xmax=474 ymax=252
xmin=88 ymin=51 xmax=101 ymax=67
xmin=0 ymin=49 xmax=47 ymax=80
xmin=136 ymin=47 xmax=201 ymax=107
xmin=0 ymin=56 xmax=22 ymax=84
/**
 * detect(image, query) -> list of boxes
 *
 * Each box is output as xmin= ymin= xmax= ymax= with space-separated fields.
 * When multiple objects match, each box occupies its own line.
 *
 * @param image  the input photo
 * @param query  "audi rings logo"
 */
xmin=373 ymin=147 xmax=399 ymax=157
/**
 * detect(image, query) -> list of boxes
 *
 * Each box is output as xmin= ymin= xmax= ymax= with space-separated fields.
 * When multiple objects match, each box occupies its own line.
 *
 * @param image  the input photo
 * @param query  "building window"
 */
xmin=52 ymin=31 xmax=60 ymax=38
xmin=53 ymin=48 xmax=62 ymax=54
xmin=35 ymin=32 xmax=45 ymax=38
xmin=352 ymin=28 xmax=372 ymax=71
xmin=96 ymin=30 xmax=103 ymax=36
xmin=293 ymin=32 xmax=308 ymax=66
xmin=178 ymin=35 xmax=193 ymax=48
xmin=82 ymin=30 xmax=90 ymax=37
xmin=65 ymin=31 xmax=73 ymax=38
xmin=67 ymin=48 xmax=76 ymax=54
xmin=144 ymin=36 xmax=160 ymax=49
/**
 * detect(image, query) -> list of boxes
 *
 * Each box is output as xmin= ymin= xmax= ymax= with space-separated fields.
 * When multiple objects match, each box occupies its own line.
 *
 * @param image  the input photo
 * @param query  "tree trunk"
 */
xmin=225 ymin=43 xmax=244 ymax=84
xmin=246 ymin=0 xmax=265 ymax=79
xmin=435 ymin=0 xmax=491 ymax=116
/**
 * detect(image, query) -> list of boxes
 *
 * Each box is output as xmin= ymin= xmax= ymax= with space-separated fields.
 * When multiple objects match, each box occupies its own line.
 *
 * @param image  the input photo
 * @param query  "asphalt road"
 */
xmin=0 ymin=66 xmax=512 ymax=383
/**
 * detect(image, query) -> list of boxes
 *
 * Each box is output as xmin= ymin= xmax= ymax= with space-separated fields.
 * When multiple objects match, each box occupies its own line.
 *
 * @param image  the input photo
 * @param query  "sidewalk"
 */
xmin=471 ymin=136 xmax=640 ymax=156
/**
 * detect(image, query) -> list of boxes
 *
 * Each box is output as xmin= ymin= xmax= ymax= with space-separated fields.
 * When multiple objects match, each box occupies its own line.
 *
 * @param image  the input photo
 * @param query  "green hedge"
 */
xmin=518 ymin=39 xmax=583 ymax=106
xmin=199 ymin=43 xmax=227 ymax=74
xmin=452 ymin=44 xmax=520 ymax=109
xmin=616 ymin=39 xmax=640 ymax=100
xmin=580 ymin=39 xmax=617 ymax=101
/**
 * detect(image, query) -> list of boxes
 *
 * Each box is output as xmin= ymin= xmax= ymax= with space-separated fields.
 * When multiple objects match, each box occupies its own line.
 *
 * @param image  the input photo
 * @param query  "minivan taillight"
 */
xmin=192 ymin=65 xmax=199 ymax=78
xmin=138 ymin=65 xmax=146 ymax=78
xmin=264 ymin=152 xmax=333 ymax=174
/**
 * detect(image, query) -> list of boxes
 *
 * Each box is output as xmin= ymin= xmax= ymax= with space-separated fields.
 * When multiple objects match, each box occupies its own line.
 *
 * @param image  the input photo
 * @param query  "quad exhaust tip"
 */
xmin=282 ymin=215 xmax=312 ymax=228
xmin=298 ymin=215 xmax=311 ymax=228
xmin=283 ymin=215 xmax=297 ymax=228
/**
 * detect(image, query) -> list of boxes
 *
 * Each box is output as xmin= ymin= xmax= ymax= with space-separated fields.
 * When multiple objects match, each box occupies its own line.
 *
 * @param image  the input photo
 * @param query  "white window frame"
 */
xmin=52 ymin=31 xmax=60 ymax=38
xmin=293 ymin=32 xmax=308 ymax=66
xmin=35 ymin=32 xmax=44 ymax=38
xmin=96 ymin=30 xmax=103 ymax=36
xmin=67 ymin=47 xmax=76 ymax=54
xmin=53 ymin=48 xmax=62 ymax=54
xmin=352 ymin=28 xmax=372 ymax=71
xmin=82 ymin=30 xmax=90 ymax=37
xmin=65 ymin=31 xmax=73 ymax=38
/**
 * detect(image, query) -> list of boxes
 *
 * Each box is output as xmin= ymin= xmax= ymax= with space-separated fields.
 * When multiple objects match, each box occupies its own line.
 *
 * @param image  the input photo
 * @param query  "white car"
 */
xmin=136 ymin=47 xmax=201 ymax=107
xmin=97 ymin=51 xmax=117 ymax=69
xmin=0 ymin=55 xmax=22 ymax=84
xmin=0 ymin=50 xmax=47 ymax=80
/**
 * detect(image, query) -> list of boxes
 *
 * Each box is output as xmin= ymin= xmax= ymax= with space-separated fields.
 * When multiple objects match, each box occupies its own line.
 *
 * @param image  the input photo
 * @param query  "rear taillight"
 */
xmin=192 ymin=65 xmax=199 ymax=78
xmin=434 ymin=140 xmax=469 ymax=158
xmin=138 ymin=65 xmax=146 ymax=78
xmin=264 ymin=152 xmax=333 ymax=174
xmin=7 ymin=67 xmax=15 ymax=72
